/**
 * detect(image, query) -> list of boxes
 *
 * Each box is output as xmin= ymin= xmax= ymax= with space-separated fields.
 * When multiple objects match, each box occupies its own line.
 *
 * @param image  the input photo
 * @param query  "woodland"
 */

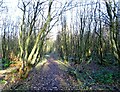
xmin=0 ymin=0 xmax=120 ymax=91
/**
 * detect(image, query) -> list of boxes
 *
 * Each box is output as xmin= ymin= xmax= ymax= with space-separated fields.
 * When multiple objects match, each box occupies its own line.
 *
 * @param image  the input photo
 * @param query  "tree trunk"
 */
xmin=117 ymin=1 xmax=120 ymax=65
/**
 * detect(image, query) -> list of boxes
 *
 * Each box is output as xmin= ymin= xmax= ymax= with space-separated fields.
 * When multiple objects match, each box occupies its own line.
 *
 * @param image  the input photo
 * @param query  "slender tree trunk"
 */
xmin=99 ymin=2 xmax=104 ymax=64
xmin=2 ymin=28 xmax=6 ymax=59
xmin=0 ymin=32 xmax=2 ymax=55
xmin=118 ymin=0 xmax=120 ymax=34
xmin=117 ymin=1 xmax=120 ymax=65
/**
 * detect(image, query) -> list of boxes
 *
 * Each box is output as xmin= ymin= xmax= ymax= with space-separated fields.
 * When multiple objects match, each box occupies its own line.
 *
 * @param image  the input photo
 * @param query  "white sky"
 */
xmin=0 ymin=0 xmax=105 ymax=40
xmin=3 ymin=0 xmax=20 ymax=19
xmin=0 ymin=0 xmax=19 ymax=38
xmin=0 ymin=0 xmax=119 ymax=40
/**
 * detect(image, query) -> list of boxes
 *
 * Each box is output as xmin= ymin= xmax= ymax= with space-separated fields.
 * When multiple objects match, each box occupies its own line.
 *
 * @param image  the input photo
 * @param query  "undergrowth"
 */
xmin=2 ymin=58 xmax=12 ymax=69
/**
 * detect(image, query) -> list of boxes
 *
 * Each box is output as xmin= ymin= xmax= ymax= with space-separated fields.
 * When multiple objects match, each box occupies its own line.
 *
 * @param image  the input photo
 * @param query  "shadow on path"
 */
xmin=25 ymin=56 xmax=79 ymax=90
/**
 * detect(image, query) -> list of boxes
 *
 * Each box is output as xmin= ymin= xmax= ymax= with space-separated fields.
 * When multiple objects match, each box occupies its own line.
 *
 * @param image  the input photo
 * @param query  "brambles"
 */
xmin=92 ymin=70 xmax=113 ymax=84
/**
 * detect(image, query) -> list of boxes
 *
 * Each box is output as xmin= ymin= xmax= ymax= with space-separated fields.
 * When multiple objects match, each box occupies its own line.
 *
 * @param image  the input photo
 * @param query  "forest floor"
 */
xmin=2 ymin=55 xmax=80 ymax=91
xmin=0 ymin=53 xmax=120 ymax=91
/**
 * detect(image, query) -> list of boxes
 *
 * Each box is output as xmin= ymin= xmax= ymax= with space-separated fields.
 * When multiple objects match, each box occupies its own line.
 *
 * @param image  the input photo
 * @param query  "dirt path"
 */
xmin=16 ymin=57 xmax=79 ymax=90
xmin=1 ymin=54 xmax=120 ymax=91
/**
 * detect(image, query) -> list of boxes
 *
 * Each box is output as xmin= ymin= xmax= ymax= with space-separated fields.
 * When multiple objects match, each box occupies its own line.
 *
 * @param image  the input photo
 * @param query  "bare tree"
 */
xmin=17 ymin=0 xmax=74 ymax=78
xmin=0 ymin=0 xmax=4 ymax=55
xmin=118 ymin=0 xmax=120 ymax=34
xmin=105 ymin=0 xmax=120 ymax=65
xmin=0 ymin=0 xmax=8 ymax=58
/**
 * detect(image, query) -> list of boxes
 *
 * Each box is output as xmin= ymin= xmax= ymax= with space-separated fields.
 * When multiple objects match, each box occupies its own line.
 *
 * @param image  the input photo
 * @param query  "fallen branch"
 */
xmin=0 ymin=67 xmax=19 ymax=75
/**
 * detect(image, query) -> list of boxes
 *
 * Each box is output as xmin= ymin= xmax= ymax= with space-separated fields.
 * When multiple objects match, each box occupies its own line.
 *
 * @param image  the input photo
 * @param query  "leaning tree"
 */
xmin=18 ymin=0 xmax=74 ymax=78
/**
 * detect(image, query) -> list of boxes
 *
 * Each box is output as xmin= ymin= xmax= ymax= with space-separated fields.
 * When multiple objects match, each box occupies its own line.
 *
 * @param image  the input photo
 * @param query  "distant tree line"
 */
xmin=55 ymin=0 xmax=120 ymax=66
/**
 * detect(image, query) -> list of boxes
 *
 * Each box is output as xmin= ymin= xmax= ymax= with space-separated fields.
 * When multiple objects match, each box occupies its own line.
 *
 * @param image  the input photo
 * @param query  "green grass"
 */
xmin=2 ymin=58 xmax=12 ymax=69
xmin=91 ymin=69 xmax=115 ymax=84
xmin=0 ymin=79 xmax=7 ymax=84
